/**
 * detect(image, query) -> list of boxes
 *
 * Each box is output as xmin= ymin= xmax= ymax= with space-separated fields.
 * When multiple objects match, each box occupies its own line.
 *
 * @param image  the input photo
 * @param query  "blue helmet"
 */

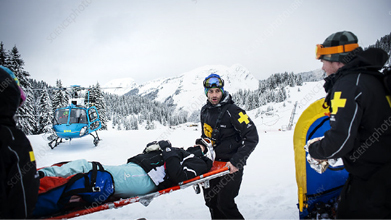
xmin=203 ymin=74 xmax=224 ymax=96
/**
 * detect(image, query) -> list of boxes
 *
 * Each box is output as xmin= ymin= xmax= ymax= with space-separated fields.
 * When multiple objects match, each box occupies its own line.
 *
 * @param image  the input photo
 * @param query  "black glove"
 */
xmin=195 ymin=138 xmax=210 ymax=154
xmin=158 ymin=140 xmax=172 ymax=152
xmin=38 ymin=170 xmax=45 ymax=178
xmin=195 ymin=138 xmax=207 ymax=148
xmin=159 ymin=140 xmax=175 ymax=160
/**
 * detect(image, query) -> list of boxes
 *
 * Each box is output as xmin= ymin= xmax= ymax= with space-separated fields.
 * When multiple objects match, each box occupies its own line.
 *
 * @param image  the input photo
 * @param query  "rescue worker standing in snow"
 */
xmin=199 ymin=73 xmax=259 ymax=219
xmin=308 ymin=31 xmax=391 ymax=218
xmin=0 ymin=66 xmax=40 ymax=218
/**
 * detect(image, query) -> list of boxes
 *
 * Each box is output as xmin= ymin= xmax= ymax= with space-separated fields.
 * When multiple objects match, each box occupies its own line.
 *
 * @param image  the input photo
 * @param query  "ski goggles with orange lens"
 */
xmin=203 ymin=76 xmax=224 ymax=88
xmin=315 ymin=43 xmax=359 ymax=59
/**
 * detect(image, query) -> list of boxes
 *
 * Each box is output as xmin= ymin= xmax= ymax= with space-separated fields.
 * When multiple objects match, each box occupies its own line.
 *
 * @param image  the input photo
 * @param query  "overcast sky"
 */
xmin=1 ymin=0 xmax=390 ymax=87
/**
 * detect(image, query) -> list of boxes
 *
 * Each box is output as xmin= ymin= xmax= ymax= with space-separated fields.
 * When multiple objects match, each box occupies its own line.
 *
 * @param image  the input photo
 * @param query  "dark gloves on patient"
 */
xmin=158 ymin=140 xmax=171 ymax=151
xmin=143 ymin=140 xmax=176 ymax=160
xmin=159 ymin=140 xmax=176 ymax=160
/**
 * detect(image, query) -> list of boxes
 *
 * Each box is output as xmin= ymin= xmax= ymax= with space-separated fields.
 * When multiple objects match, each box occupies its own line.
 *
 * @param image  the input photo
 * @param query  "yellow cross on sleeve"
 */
xmin=29 ymin=151 xmax=35 ymax=162
xmin=386 ymin=95 xmax=391 ymax=108
xmin=238 ymin=112 xmax=250 ymax=124
xmin=331 ymin=91 xmax=346 ymax=115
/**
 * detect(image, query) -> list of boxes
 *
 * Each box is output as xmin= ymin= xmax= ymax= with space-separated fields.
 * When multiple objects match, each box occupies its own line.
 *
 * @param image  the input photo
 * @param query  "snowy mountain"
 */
xmin=103 ymin=77 xmax=138 ymax=96
xmin=124 ymin=64 xmax=259 ymax=112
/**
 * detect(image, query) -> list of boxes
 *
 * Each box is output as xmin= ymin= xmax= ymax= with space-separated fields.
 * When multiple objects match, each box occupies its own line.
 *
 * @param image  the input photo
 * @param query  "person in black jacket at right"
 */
xmin=199 ymin=73 xmax=259 ymax=219
xmin=308 ymin=31 xmax=391 ymax=218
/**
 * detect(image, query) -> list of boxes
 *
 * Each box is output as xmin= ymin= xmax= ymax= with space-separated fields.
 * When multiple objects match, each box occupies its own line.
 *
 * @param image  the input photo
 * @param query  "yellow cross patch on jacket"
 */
xmin=238 ymin=112 xmax=249 ymax=124
xmin=203 ymin=123 xmax=213 ymax=138
xmin=331 ymin=91 xmax=346 ymax=115
xmin=386 ymin=95 xmax=391 ymax=108
xmin=29 ymin=151 xmax=35 ymax=162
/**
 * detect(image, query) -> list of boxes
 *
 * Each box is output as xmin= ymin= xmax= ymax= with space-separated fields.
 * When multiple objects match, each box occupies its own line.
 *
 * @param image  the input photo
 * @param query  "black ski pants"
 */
xmin=203 ymin=168 xmax=244 ymax=219
xmin=337 ymin=163 xmax=391 ymax=219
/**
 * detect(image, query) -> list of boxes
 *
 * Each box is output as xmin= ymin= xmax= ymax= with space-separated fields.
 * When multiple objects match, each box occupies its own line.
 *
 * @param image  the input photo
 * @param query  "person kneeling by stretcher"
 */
xmin=39 ymin=140 xmax=213 ymax=199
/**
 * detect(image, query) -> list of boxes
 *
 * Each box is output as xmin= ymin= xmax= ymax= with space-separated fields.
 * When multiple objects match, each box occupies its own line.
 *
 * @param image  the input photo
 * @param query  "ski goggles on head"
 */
xmin=315 ymin=43 xmax=359 ymax=59
xmin=1 ymin=66 xmax=26 ymax=107
xmin=203 ymin=76 xmax=224 ymax=88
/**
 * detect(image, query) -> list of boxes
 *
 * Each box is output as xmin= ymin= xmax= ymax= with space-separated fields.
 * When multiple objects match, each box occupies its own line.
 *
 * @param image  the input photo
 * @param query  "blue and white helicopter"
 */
xmin=48 ymin=85 xmax=118 ymax=149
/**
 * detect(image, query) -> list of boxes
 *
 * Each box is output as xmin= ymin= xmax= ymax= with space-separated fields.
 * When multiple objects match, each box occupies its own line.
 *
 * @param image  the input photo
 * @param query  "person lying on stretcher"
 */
xmin=38 ymin=139 xmax=215 ymax=199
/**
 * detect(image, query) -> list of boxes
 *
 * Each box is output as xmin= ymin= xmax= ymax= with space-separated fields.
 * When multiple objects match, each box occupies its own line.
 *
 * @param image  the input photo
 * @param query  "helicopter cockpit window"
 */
xmin=55 ymin=109 xmax=69 ymax=125
xmin=69 ymin=108 xmax=88 ymax=124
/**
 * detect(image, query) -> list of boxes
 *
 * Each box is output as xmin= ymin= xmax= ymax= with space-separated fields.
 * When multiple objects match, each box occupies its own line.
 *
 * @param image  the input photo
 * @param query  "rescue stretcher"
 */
xmin=47 ymin=161 xmax=229 ymax=219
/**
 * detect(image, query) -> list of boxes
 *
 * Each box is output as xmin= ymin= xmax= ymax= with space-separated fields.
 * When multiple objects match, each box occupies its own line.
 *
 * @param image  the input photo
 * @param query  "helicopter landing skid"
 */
xmin=48 ymin=137 xmax=63 ymax=149
xmin=90 ymin=131 xmax=101 ymax=146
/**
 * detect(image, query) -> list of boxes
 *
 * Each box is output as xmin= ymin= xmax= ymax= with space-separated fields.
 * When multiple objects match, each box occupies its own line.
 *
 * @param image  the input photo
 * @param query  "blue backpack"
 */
xmin=33 ymin=162 xmax=114 ymax=218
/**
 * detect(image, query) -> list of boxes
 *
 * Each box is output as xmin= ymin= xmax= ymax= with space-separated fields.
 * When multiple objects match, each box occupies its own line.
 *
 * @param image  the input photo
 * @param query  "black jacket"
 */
xmin=309 ymin=48 xmax=391 ymax=180
xmin=0 ymin=67 xmax=39 ymax=218
xmin=127 ymin=146 xmax=212 ymax=190
xmin=200 ymin=92 xmax=259 ymax=168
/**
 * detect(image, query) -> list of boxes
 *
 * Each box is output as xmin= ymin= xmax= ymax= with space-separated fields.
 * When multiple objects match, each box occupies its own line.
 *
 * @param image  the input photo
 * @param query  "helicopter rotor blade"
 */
xmin=31 ymin=85 xmax=123 ymax=91
xmin=31 ymin=87 xmax=67 ymax=91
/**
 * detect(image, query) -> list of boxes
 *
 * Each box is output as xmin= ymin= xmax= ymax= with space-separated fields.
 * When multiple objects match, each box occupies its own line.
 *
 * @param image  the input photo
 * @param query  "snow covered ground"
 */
xmin=28 ymin=81 xmax=326 ymax=219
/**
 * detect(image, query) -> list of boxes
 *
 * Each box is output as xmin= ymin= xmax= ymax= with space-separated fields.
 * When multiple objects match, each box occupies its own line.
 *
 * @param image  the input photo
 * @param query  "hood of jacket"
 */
xmin=0 ymin=67 xmax=20 ymax=126
xmin=323 ymin=47 xmax=389 ymax=94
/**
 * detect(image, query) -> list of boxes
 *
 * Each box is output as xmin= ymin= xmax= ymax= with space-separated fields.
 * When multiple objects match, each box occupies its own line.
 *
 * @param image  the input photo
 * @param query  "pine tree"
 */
xmin=0 ymin=42 xmax=7 ymax=66
xmin=131 ymin=116 xmax=138 ymax=130
xmin=276 ymin=87 xmax=287 ymax=103
xmin=7 ymin=46 xmax=30 ymax=81
xmin=123 ymin=117 xmax=131 ymax=130
xmin=6 ymin=45 xmax=35 ymax=134
xmin=112 ymin=112 xmax=118 ymax=129
xmin=288 ymin=72 xmax=296 ymax=87
xmin=52 ymin=79 xmax=69 ymax=111
xmin=246 ymin=93 xmax=254 ymax=110
xmin=253 ymin=91 xmax=260 ymax=109
xmin=296 ymin=75 xmax=303 ymax=86
xmin=145 ymin=113 xmax=154 ymax=130
xmin=86 ymin=83 xmax=107 ymax=130
xmin=38 ymin=85 xmax=53 ymax=133
xmin=93 ymin=83 xmax=107 ymax=130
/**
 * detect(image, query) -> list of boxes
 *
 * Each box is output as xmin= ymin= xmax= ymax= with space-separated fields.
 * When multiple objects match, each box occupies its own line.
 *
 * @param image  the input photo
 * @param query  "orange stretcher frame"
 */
xmin=46 ymin=161 xmax=229 ymax=219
